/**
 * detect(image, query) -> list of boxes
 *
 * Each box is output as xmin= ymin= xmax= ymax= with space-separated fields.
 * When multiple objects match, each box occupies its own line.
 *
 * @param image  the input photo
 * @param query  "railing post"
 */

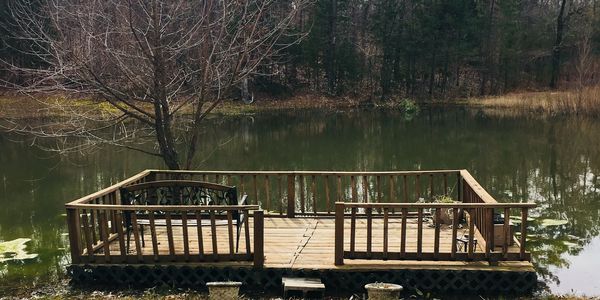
xmin=287 ymin=174 xmax=296 ymax=218
xmin=66 ymin=207 xmax=82 ymax=264
xmin=334 ymin=202 xmax=345 ymax=265
xmin=486 ymin=207 xmax=494 ymax=264
xmin=253 ymin=210 xmax=264 ymax=267
xmin=520 ymin=208 xmax=528 ymax=260
xmin=457 ymin=171 xmax=462 ymax=202
xmin=489 ymin=208 xmax=495 ymax=250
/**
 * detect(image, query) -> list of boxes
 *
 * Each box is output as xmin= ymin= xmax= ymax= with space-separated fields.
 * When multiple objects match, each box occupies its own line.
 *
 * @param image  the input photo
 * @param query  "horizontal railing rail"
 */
xmin=151 ymin=169 xmax=463 ymax=217
xmin=66 ymin=204 xmax=259 ymax=211
xmin=66 ymin=196 xmax=263 ymax=266
xmin=68 ymin=170 xmax=153 ymax=205
xmin=334 ymin=201 xmax=536 ymax=265
xmin=342 ymin=203 xmax=536 ymax=208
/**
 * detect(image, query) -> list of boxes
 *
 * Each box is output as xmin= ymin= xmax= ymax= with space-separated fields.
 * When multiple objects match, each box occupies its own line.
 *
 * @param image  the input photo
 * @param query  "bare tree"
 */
xmin=575 ymin=16 xmax=593 ymax=93
xmin=2 ymin=0 xmax=306 ymax=169
xmin=550 ymin=0 xmax=569 ymax=89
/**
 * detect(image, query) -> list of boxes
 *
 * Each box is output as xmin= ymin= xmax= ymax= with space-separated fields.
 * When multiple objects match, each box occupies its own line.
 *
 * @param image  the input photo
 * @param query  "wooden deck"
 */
xmin=105 ymin=216 xmax=532 ymax=272
xmin=66 ymin=170 xmax=538 ymax=293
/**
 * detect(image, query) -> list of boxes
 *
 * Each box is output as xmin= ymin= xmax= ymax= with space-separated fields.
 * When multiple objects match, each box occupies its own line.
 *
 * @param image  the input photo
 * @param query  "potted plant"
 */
xmin=206 ymin=281 xmax=242 ymax=300
xmin=364 ymin=282 xmax=403 ymax=300
xmin=432 ymin=195 xmax=459 ymax=225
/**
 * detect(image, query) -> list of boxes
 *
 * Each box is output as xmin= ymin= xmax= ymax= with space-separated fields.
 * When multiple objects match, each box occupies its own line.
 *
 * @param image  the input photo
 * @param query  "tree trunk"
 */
xmin=380 ymin=44 xmax=393 ymax=99
xmin=442 ymin=47 xmax=449 ymax=95
xmin=479 ymin=0 xmax=497 ymax=96
xmin=428 ymin=51 xmax=436 ymax=98
xmin=550 ymin=0 xmax=568 ymax=89
xmin=151 ymin=0 xmax=180 ymax=170
xmin=479 ymin=73 xmax=487 ymax=96
xmin=153 ymin=98 xmax=181 ymax=170
xmin=325 ymin=0 xmax=337 ymax=94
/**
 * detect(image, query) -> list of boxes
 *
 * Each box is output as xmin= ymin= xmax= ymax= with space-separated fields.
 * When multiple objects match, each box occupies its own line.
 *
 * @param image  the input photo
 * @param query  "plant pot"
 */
xmin=364 ymin=282 xmax=403 ymax=300
xmin=206 ymin=281 xmax=242 ymax=300
xmin=433 ymin=207 xmax=460 ymax=225
xmin=493 ymin=222 xmax=514 ymax=246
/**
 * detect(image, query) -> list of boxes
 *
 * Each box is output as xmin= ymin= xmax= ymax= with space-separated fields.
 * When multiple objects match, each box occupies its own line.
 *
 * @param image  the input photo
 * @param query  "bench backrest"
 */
xmin=120 ymin=180 xmax=238 ymax=207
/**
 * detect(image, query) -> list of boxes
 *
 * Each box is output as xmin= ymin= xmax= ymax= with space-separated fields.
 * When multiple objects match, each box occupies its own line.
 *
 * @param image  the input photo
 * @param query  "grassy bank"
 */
xmin=467 ymin=86 xmax=600 ymax=116
xmin=212 ymin=93 xmax=368 ymax=115
xmin=0 ymin=92 xmax=409 ymax=121
xmin=0 ymin=93 xmax=369 ymax=120
xmin=2 ymin=87 xmax=600 ymax=120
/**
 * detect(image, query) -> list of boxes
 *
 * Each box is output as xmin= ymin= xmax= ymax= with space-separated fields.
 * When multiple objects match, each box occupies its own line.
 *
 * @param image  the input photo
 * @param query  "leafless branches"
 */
xmin=2 ymin=0 xmax=307 ymax=169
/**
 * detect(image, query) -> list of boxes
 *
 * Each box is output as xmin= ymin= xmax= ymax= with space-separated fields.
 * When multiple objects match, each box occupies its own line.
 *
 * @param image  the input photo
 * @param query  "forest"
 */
xmin=2 ymin=0 xmax=599 ymax=101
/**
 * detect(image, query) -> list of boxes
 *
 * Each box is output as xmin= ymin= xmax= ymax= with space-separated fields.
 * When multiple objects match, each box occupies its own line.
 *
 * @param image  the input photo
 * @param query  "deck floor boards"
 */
xmin=106 ymin=217 xmax=532 ymax=271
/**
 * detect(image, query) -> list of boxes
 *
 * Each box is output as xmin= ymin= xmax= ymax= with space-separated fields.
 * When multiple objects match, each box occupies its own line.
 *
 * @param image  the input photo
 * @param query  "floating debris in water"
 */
xmin=0 ymin=238 xmax=38 ymax=263
xmin=509 ymin=215 xmax=536 ymax=223
xmin=539 ymin=219 xmax=569 ymax=227
xmin=561 ymin=241 xmax=581 ymax=249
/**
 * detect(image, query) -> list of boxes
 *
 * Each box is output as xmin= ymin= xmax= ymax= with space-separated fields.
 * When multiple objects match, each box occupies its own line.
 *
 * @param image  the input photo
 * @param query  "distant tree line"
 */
xmin=2 ymin=0 xmax=600 ymax=101
xmin=286 ymin=0 xmax=600 ymax=100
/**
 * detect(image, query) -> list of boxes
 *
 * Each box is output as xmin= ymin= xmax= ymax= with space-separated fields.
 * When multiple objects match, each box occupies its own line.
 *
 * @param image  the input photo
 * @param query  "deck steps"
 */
xmin=282 ymin=277 xmax=325 ymax=298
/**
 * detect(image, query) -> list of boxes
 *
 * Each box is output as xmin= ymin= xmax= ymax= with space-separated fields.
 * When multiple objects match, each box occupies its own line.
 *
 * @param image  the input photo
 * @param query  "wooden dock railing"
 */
xmin=459 ymin=170 xmax=527 ymax=255
xmin=334 ymin=201 xmax=536 ymax=265
xmin=66 ymin=169 xmax=535 ymax=267
xmin=65 ymin=170 xmax=264 ymax=267
xmin=152 ymin=170 xmax=463 ymax=217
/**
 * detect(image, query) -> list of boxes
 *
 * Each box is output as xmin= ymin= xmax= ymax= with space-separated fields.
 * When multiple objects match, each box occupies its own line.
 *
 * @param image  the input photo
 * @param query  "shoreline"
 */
xmin=0 ymin=92 xmax=413 ymax=120
xmin=1 ymin=88 xmax=599 ymax=121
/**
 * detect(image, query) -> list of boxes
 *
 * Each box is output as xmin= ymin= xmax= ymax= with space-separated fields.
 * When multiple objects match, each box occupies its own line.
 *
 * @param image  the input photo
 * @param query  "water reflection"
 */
xmin=0 ymin=108 xmax=599 ymax=295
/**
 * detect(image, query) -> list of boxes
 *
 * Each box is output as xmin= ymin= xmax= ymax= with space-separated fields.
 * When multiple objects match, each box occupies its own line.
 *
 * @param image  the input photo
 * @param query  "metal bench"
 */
xmin=119 ymin=180 xmax=248 ymax=253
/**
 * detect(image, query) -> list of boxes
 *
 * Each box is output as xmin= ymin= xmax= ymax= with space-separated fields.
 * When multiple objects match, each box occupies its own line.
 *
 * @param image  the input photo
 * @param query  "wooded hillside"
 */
xmin=2 ymin=0 xmax=599 ymax=100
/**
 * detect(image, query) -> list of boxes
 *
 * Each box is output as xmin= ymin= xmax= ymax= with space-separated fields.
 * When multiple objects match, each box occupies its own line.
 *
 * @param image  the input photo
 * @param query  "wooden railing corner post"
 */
xmin=66 ymin=207 xmax=82 ymax=264
xmin=286 ymin=174 xmax=296 ymax=218
xmin=253 ymin=210 xmax=265 ymax=268
xmin=484 ymin=207 xmax=494 ymax=260
xmin=334 ymin=202 xmax=345 ymax=266
xmin=520 ymin=207 xmax=528 ymax=260
xmin=146 ymin=170 xmax=157 ymax=182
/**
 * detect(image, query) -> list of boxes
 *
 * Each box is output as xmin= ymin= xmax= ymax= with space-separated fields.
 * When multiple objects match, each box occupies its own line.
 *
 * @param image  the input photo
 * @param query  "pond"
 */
xmin=0 ymin=107 xmax=599 ymax=296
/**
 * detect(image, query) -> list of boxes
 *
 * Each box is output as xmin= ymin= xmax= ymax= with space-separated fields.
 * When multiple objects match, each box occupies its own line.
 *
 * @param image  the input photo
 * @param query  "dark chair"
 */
xmin=119 ymin=180 xmax=248 ymax=253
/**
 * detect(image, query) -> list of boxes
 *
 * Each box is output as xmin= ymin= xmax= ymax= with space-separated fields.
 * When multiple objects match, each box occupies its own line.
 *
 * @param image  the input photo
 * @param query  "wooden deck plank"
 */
xmin=106 ymin=217 xmax=530 ymax=271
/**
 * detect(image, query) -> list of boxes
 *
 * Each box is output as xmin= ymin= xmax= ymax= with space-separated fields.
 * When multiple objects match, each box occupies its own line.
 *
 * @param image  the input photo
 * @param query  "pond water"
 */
xmin=0 ymin=107 xmax=599 ymax=296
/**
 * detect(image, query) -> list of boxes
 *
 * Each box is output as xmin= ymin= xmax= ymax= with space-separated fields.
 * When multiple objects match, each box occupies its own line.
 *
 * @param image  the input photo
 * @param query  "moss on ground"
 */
xmin=0 ymin=92 xmax=423 ymax=121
